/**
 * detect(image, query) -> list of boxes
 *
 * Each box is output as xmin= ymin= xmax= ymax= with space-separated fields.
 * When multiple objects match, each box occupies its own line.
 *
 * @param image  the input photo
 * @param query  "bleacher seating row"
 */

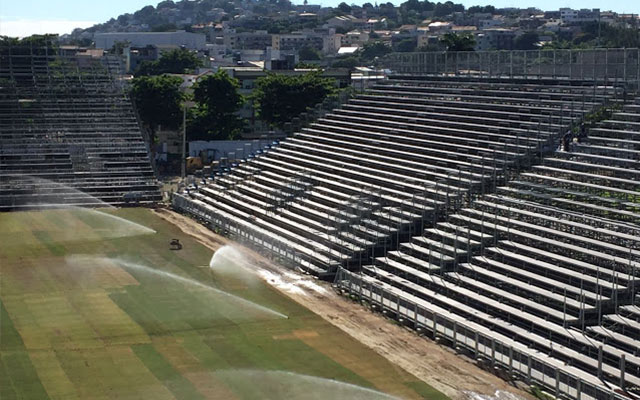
xmin=353 ymin=96 xmax=640 ymax=396
xmin=179 ymin=75 xmax=623 ymax=275
xmin=0 ymin=46 xmax=160 ymax=208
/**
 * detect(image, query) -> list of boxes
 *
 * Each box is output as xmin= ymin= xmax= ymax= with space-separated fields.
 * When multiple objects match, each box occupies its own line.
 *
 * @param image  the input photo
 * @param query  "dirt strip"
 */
xmin=152 ymin=208 xmax=534 ymax=400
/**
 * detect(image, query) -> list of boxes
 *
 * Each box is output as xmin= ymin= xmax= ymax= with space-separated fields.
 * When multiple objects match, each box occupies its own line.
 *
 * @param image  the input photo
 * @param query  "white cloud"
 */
xmin=0 ymin=18 xmax=96 ymax=38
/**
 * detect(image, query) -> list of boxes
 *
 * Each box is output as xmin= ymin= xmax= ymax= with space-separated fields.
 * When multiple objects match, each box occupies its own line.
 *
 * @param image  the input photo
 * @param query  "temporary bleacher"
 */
xmin=0 ymin=43 xmax=160 ymax=209
xmin=347 ymin=96 xmax=640 ymax=398
xmin=175 ymin=75 xmax=622 ymax=276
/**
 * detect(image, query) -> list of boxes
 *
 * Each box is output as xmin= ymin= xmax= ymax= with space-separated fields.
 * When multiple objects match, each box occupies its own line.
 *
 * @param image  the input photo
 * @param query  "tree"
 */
xmin=151 ymin=23 xmax=178 ymax=32
xmin=514 ymin=32 xmax=540 ymax=50
xmin=157 ymin=0 xmax=175 ymax=9
xmin=135 ymin=48 xmax=202 ymax=76
xmin=298 ymin=46 xmax=322 ymax=60
xmin=189 ymin=71 xmax=245 ymax=140
xmin=108 ymin=40 xmax=130 ymax=56
xmin=295 ymin=62 xmax=322 ymax=69
xmin=134 ymin=5 xmax=155 ymax=19
xmin=331 ymin=56 xmax=360 ymax=70
xmin=130 ymin=75 xmax=184 ymax=137
xmin=396 ymin=38 xmax=417 ymax=52
xmin=468 ymin=5 xmax=495 ymax=13
xmin=440 ymin=32 xmax=476 ymax=51
xmin=253 ymin=72 xmax=337 ymax=128
xmin=360 ymin=41 xmax=392 ymax=61
xmin=337 ymin=2 xmax=352 ymax=14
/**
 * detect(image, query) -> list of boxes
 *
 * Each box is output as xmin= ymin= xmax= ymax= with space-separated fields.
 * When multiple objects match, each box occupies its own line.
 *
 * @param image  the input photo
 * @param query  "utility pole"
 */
xmin=181 ymin=104 xmax=186 ymax=180
xmin=181 ymin=101 xmax=195 ymax=182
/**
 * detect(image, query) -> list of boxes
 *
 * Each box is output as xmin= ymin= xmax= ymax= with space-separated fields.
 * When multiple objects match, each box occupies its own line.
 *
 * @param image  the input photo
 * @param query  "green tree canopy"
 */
xmin=360 ymin=41 xmax=392 ymax=61
xmin=396 ymin=38 xmax=417 ymax=52
xmin=130 ymin=74 xmax=184 ymax=135
xmin=189 ymin=70 xmax=245 ymax=140
xmin=108 ymin=40 xmax=130 ymax=56
xmin=337 ymin=2 xmax=352 ymax=13
xmin=298 ymin=46 xmax=322 ymax=61
xmin=252 ymin=72 xmax=337 ymax=128
xmin=440 ymin=32 xmax=476 ymax=51
xmin=331 ymin=56 xmax=360 ymax=70
xmin=514 ymin=31 xmax=540 ymax=50
xmin=135 ymin=48 xmax=202 ymax=76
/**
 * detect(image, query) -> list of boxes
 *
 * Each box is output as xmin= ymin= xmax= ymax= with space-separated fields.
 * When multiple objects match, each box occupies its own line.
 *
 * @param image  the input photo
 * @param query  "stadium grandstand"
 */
xmin=174 ymin=48 xmax=640 ymax=400
xmin=0 ymin=40 xmax=160 ymax=209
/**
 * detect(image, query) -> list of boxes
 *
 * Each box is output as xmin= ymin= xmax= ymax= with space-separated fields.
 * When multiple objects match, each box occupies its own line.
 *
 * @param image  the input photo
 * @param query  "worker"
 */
xmin=561 ymin=131 xmax=572 ymax=152
xmin=576 ymin=122 xmax=587 ymax=143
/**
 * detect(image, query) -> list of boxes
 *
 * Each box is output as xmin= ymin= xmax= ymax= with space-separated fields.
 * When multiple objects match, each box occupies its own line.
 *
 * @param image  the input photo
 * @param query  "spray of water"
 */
xmin=0 ymin=206 xmax=155 ymax=247
xmin=87 ymin=208 xmax=156 ymax=236
xmin=463 ymin=390 xmax=528 ymax=400
xmin=209 ymin=245 xmax=248 ymax=269
xmin=209 ymin=245 xmax=261 ymax=287
xmin=215 ymin=369 xmax=402 ymax=400
xmin=71 ymin=256 xmax=286 ymax=319
xmin=209 ymin=245 xmax=328 ymax=297
xmin=13 ymin=175 xmax=115 ymax=209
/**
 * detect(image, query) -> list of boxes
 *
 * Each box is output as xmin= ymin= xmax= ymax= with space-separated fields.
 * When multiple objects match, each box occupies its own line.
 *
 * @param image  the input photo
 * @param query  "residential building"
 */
xmin=94 ymin=31 xmax=207 ymax=50
xmin=326 ymin=15 xmax=358 ymax=29
xmin=559 ymin=8 xmax=600 ymax=24
xmin=475 ymin=28 xmax=517 ymax=50
xmin=224 ymin=31 xmax=272 ymax=50
xmin=428 ymin=21 xmax=453 ymax=33
xmin=341 ymin=31 xmax=370 ymax=47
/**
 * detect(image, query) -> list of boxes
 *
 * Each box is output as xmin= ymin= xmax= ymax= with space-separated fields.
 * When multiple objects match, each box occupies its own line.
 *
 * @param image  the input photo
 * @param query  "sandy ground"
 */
xmin=153 ymin=208 xmax=534 ymax=400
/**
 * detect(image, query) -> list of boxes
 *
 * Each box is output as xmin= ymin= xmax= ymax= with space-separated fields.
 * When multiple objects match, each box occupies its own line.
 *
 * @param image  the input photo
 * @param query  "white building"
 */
xmin=559 ymin=8 xmax=600 ymax=24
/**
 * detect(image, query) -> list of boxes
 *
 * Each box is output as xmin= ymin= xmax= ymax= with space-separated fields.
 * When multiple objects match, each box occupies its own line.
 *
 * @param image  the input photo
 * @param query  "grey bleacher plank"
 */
xmin=363 ymin=266 xmax=640 ymax=386
xmin=462 ymin=207 xmax=640 ymax=265
xmin=605 ymin=314 xmax=640 ymax=332
xmin=458 ymin=262 xmax=589 ymax=311
xmin=477 ymin=197 xmax=640 ymax=247
xmin=587 ymin=325 xmax=640 ymax=354
xmin=473 ymin=254 xmax=603 ymax=302
xmin=353 ymin=270 xmax=620 ymax=391
xmin=447 ymin=271 xmax=578 ymax=322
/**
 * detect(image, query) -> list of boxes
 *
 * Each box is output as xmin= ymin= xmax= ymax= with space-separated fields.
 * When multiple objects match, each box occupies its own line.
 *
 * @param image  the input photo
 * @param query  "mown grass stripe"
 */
xmin=132 ymin=343 xmax=205 ymax=400
xmin=0 ymin=300 xmax=25 ymax=351
xmin=1 ymin=351 xmax=50 ymax=400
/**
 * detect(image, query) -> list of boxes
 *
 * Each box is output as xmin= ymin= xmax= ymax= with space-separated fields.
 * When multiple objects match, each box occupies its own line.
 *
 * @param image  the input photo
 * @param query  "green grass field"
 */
xmin=0 ymin=207 xmax=447 ymax=400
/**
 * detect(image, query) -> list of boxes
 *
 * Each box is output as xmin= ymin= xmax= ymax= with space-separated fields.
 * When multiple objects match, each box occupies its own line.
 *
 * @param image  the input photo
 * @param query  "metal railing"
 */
xmin=334 ymin=267 xmax=634 ymax=400
xmin=382 ymin=48 xmax=640 ymax=90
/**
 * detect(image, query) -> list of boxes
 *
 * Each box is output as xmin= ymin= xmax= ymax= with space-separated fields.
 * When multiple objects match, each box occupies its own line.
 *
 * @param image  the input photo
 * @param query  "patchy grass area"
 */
xmin=0 ymin=208 xmax=447 ymax=400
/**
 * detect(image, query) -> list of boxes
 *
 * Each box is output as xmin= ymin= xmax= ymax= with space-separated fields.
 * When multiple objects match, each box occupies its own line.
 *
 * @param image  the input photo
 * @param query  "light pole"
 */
xmin=181 ymin=100 xmax=196 ymax=182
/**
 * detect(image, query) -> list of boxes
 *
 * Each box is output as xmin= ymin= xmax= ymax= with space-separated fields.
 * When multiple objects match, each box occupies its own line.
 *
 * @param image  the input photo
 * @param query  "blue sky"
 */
xmin=1 ymin=0 xmax=639 ymax=37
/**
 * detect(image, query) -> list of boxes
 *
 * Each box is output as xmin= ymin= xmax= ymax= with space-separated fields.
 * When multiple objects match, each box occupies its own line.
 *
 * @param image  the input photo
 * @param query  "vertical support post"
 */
xmin=433 ymin=313 xmax=438 ymax=337
xmin=605 ymin=48 xmax=609 ymax=83
xmin=474 ymin=331 xmax=479 ymax=357
xmin=491 ymin=338 xmax=496 ymax=366
xmin=538 ymin=49 xmax=541 ymax=79
xmin=455 ymin=52 xmax=459 ymax=76
xmin=453 ymin=321 xmax=457 ymax=346
xmin=620 ymin=354 xmax=626 ymax=390
xmin=509 ymin=51 xmax=513 ymax=79
xmin=509 ymin=346 xmax=513 ymax=374
xmin=569 ymin=49 xmax=573 ymax=79
xmin=597 ymin=345 xmax=603 ymax=380
xmin=563 ymin=288 xmax=567 ymax=327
